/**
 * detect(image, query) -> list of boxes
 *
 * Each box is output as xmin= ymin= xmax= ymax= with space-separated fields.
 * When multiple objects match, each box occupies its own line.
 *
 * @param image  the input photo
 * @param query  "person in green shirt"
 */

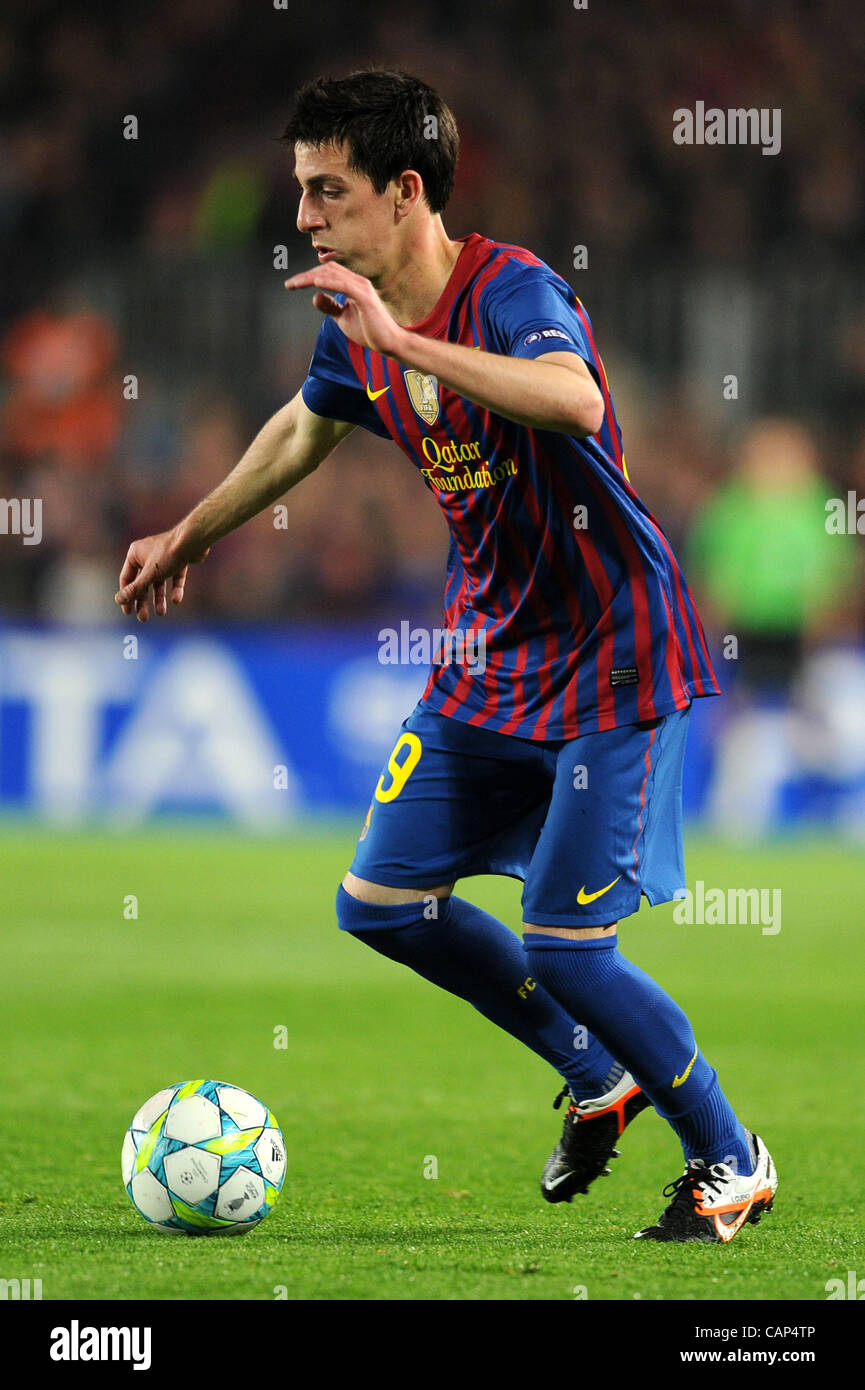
xmin=688 ymin=416 xmax=858 ymax=693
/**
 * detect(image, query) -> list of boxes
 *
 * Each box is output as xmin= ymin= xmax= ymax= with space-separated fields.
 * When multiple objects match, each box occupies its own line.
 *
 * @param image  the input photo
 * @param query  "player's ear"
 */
xmin=394 ymin=170 xmax=424 ymax=214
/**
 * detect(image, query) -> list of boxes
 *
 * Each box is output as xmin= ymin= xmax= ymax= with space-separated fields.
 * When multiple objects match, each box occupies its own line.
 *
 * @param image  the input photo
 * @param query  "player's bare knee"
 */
xmin=341 ymin=870 xmax=453 ymax=906
xmin=523 ymin=922 xmax=618 ymax=939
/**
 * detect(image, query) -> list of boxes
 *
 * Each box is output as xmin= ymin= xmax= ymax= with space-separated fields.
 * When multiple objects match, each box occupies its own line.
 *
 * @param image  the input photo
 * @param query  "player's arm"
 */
xmin=285 ymin=263 xmax=605 ymax=437
xmin=390 ymin=339 xmax=603 ymax=437
xmin=115 ymin=391 xmax=355 ymax=622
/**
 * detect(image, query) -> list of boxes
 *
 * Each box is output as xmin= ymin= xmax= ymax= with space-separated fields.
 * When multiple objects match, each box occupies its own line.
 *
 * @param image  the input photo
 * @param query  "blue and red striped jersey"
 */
xmin=301 ymin=232 xmax=719 ymax=740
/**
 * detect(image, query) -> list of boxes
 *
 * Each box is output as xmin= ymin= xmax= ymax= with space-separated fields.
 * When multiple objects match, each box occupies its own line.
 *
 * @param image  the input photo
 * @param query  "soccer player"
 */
xmin=116 ymin=68 xmax=777 ymax=1243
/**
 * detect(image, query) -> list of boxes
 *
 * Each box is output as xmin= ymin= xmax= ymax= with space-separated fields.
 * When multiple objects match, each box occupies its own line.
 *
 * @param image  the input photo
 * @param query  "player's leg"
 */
xmin=525 ymin=917 xmax=777 ymax=1241
xmin=338 ymin=873 xmax=621 ymax=1093
xmin=520 ymin=707 xmax=777 ymax=1239
xmin=520 ymin=708 xmax=754 ymax=1170
xmin=521 ymin=914 xmax=653 ymax=1202
xmin=335 ymin=705 xmax=621 ymax=1100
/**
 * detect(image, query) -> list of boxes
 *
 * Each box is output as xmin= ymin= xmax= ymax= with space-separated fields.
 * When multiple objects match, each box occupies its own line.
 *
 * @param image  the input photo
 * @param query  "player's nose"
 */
xmin=296 ymin=193 xmax=325 ymax=234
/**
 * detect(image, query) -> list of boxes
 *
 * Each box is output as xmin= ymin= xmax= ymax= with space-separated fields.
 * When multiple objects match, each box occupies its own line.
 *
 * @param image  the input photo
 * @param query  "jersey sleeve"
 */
xmin=301 ymin=305 xmax=391 ymax=439
xmin=480 ymin=263 xmax=596 ymax=371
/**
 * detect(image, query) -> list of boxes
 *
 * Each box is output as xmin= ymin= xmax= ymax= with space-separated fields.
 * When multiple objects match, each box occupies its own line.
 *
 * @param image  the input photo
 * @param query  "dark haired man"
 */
xmin=117 ymin=68 xmax=776 ymax=1243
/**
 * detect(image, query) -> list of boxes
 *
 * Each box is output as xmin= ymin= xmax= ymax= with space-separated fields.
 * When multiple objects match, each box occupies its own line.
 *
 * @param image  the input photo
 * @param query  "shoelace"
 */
xmin=662 ymin=1163 xmax=726 ymax=1204
xmin=644 ymin=1168 xmax=721 ymax=1235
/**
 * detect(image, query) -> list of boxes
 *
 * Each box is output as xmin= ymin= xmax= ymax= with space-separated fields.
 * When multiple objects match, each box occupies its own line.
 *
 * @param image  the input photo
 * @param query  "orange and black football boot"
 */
xmin=634 ymin=1134 xmax=777 ymax=1242
xmin=541 ymin=1071 xmax=652 ymax=1203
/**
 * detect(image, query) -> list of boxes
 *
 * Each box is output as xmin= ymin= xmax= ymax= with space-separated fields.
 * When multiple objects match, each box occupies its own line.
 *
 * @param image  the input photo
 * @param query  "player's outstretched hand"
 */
xmin=115 ymin=528 xmax=210 ymax=623
xmin=284 ymin=263 xmax=403 ymax=358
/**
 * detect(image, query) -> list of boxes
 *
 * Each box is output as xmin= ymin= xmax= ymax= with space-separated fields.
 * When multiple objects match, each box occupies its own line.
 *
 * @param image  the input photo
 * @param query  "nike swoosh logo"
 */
xmin=672 ymin=1043 xmax=698 ymax=1089
xmin=543 ymin=1171 xmax=576 ymax=1190
xmin=576 ymin=876 xmax=621 ymax=905
xmin=366 ymin=383 xmax=390 ymax=400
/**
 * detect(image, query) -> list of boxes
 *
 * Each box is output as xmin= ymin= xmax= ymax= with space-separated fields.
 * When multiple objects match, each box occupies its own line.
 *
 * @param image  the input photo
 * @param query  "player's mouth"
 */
xmin=314 ymin=247 xmax=338 ymax=262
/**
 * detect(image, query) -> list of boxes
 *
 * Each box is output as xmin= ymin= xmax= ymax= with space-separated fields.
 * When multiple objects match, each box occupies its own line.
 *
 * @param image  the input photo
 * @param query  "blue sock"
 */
xmin=523 ymin=933 xmax=754 ymax=1173
xmin=336 ymin=886 xmax=621 ymax=1098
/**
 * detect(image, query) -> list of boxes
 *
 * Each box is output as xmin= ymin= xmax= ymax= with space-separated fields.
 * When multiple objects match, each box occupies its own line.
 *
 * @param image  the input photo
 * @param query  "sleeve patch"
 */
xmin=522 ymin=328 xmax=574 ymax=348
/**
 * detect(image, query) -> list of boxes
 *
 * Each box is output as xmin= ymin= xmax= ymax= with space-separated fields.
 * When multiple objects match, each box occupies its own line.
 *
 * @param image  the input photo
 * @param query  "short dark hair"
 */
xmin=281 ymin=67 xmax=459 ymax=215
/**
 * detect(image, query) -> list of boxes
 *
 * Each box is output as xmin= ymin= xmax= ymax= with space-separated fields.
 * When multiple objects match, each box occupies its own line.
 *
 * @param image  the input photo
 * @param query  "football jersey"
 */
xmin=301 ymin=232 xmax=719 ymax=740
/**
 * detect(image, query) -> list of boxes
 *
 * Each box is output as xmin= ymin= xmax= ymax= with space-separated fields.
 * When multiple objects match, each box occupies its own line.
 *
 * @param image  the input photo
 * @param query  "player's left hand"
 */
xmin=284 ymin=264 xmax=403 ymax=358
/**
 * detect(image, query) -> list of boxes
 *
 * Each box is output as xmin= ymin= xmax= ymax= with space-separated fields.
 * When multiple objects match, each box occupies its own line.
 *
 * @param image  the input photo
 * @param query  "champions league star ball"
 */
xmin=122 ymin=1080 xmax=286 ymax=1235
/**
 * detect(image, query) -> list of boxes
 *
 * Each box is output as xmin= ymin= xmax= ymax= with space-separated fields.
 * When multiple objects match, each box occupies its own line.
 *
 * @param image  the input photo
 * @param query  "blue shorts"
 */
xmin=349 ymin=700 xmax=690 ymax=927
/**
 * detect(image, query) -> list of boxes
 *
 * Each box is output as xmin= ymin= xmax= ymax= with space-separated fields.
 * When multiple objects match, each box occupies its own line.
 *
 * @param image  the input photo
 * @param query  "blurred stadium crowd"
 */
xmin=1 ymin=0 xmax=864 ymax=654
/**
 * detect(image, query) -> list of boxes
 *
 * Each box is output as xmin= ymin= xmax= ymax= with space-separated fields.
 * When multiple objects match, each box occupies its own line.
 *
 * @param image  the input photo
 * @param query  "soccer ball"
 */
xmin=122 ymin=1079 xmax=286 ymax=1235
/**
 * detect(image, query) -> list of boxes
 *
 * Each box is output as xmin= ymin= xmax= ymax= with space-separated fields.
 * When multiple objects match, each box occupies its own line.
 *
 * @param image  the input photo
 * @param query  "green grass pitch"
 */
xmin=1 ymin=824 xmax=863 ymax=1301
